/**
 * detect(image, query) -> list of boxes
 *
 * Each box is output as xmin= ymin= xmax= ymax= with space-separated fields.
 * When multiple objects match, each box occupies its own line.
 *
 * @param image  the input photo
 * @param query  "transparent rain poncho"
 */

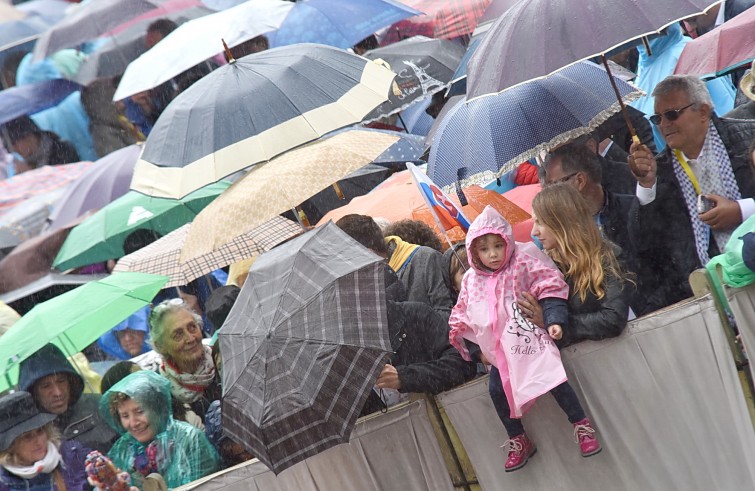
xmin=99 ymin=370 xmax=220 ymax=489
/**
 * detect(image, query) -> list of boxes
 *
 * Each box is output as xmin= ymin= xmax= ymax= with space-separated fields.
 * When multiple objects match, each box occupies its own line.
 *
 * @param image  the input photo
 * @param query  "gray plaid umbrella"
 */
xmin=219 ymin=222 xmax=392 ymax=474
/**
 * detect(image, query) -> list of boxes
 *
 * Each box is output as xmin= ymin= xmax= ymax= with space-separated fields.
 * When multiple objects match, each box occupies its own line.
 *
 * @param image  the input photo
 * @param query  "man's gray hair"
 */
xmin=652 ymin=75 xmax=713 ymax=109
xmin=148 ymin=299 xmax=204 ymax=356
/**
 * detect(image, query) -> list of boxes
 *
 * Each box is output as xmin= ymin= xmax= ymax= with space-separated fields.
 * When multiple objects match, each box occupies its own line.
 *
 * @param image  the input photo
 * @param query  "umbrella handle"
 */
xmin=222 ymin=39 xmax=236 ymax=64
xmin=601 ymin=55 xmax=641 ymax=146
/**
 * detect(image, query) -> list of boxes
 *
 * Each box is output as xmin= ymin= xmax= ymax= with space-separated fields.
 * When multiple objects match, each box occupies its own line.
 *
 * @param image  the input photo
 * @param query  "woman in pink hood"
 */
xmin=449 ymin=205 xmax=600 ymax=472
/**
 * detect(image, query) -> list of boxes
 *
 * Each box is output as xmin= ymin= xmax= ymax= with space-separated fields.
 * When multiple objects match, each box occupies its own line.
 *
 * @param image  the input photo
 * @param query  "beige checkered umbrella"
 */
xmin=179 ymin=129 xmax=400 ymax=264
xmin=114 ymin=216 xmax=300 ymax=288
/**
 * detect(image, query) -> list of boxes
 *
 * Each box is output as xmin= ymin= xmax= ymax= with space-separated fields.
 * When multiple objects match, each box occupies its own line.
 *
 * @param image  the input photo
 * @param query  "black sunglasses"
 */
xmin=649 ymin=103 xmax=694 ymax=125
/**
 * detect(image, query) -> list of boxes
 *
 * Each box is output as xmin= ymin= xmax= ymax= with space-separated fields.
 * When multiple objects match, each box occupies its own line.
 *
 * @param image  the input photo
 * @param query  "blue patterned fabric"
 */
xmin=428 ymin=61 xmax=640 ymax=188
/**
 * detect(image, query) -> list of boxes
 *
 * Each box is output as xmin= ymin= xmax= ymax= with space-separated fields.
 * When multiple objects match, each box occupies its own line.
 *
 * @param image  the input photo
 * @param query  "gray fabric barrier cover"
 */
xmin=727 ymin=284 xmax=755 ymax=382
xmin=437 ymin=296 xmax=755 ymax=490
xmin=178 ymin=399 xmax=454 ymax=491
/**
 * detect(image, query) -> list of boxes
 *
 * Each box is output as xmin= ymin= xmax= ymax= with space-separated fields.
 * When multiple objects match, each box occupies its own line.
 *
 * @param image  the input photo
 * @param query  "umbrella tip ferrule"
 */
xmin=222 ymin=38 xmax=236 ymax=64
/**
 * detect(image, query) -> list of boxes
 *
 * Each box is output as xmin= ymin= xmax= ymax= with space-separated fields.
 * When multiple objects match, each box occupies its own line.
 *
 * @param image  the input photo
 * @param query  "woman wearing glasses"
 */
xmin=148 ymin=299 xmax=221 ymax=424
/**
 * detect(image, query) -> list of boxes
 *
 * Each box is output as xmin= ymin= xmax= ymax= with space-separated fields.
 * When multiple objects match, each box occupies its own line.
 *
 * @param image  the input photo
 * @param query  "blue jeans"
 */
xmin=488 ymin=365 xmax=586 ymax=438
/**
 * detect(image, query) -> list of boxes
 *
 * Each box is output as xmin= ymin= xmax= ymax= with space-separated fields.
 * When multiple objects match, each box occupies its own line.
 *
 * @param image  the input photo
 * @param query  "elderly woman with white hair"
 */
xmin=148 ymin=299 xmax=221 ymax=423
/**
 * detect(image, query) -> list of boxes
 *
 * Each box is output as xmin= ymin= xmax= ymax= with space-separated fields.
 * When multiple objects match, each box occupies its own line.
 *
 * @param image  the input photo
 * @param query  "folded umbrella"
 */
xmin=219 ymin=222 xmax=392 ymax=474
xmin=46 ymin=144 xmax=141 ymax=232
xmin=114 ymin=216 xmax=301 ymax=288
xmin=381 ymin=0 xmax=491 ymax=44
xmin=113 ymin=0 xmax=295 ymax=101
xmin=269 ymin=0 xmax=421 ymax=49
xmin=428 ymin=61 xmax=643 ymax=186
xmin=0 ymin=272 xmax=168 ymax=391
xmin=674 ymin=4 xmax=755 ymax=78
xmin=53 ymin=180 xmax=230 ymax=272
xmin=128 ymin=45 xmax=396 ymax=199
xmin=0 ymin=79 xmax=82 ymax=126
xmin=363 ymin=35 xmax=466 ymax=121
xmin=179 ymin=129 xmax=399 ymax=264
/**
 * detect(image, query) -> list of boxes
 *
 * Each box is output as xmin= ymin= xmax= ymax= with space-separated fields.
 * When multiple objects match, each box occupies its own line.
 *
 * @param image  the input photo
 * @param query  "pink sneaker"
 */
xmin=573 ymin=418 xmax=602 ymax=457
xmin=502 ymin=433 xmax=537 ymax=472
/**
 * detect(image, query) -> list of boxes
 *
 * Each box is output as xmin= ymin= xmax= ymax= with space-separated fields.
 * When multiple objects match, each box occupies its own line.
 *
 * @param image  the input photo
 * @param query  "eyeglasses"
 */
xmin=545 ymin=172 xmax=578 ymax=187
xmin=649 ymin=103 xmax=694 ymax=125
xmin=148 ymin=298 xmax=184 ymax=328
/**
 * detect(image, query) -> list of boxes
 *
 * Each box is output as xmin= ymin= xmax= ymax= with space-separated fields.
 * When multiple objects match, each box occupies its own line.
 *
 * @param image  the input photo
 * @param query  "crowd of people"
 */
xmin=1 ymin=0 xmax=755 ymax=488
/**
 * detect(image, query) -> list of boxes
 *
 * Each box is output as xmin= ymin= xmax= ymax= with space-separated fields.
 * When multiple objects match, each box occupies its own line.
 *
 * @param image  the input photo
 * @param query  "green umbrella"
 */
xmin=54 ymin=181 xmax=231 ymax=271
xmin=0 ymin=272 xmax=168 ymax=392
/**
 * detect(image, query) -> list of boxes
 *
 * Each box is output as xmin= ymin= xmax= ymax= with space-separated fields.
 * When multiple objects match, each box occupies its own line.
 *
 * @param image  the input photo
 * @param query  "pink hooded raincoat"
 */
xmin=449 ymin=206 xmax=570 ymax=418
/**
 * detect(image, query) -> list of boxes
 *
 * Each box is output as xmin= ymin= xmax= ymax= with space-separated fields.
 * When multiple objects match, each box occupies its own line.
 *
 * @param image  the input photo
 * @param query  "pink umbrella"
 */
xmin=674 ymin=5 xmax=755 ymax=78
xmin=381 ymin=0 xmax=491 ymax=44
xmin=0 ymin=161 xmax=92 ymax=216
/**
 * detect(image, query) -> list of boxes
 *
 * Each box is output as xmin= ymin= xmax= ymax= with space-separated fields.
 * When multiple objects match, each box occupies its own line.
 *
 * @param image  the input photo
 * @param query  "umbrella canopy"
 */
xmin=0 ymin=161 xmax=92 ymax=215
xmin=0 ymin=272 xmax=106 ymax=316
xmin=428 ymin=61 xmax=643 ymax=187
xmin=46 ymin=145 xmax=141 ymax=231
xmin=113 ymin=0 xmax=294 ymax=101
xmin=179 ymin=129 xmax=399 ymax=264
xmin=381 ymin=0 xmax=491 ymax=44
xmin=0 ymin=79 xmax=81 ymax=126
xmin=674 ymin=5 xmax=755 ymax=78
xmin=32 ymin=0 xmax=173 ymax=61
xmin=318 ymin=169 xmax=531 ymax=243
xmin=0 ymin=272 xmax=168 ymax=391
xmin=363 ymin=36 xmax=466 ymax=121
xmin=114 ymin=216 xmax=301 ymax=287
xmin=219 ymin=222 xmax=392 ymax=474
xmin=0 ymin=185 xmax=68 ymax=249
xmin=53 ymin=180 xmax=230 ymax=271
xmin=269 ymin=0 xmax=420 ymax=49
xmin=0 ymin=0 xmax=68 ymax=54
xmin=466 ymin=0 xmax=720 ymax=100
xmin=72 ymin=5 xmax=212 ymax=85
xmin=129 ymin=46 xmax=396 ymax=199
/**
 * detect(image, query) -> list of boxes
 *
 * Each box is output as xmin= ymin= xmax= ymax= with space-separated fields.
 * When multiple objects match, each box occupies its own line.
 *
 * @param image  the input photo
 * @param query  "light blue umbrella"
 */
xmin=428 ymin=61 xmax=643 ymax=188
xmin=269 ymin=0 xmax=421 ymax=49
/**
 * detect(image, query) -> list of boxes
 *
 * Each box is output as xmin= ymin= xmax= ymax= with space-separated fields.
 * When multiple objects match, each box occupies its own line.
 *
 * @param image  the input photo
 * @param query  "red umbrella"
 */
xmin=674 ymin=5 xmax=755 ymax=78
xmin=381 ymin=0 xmax=491 ymax=44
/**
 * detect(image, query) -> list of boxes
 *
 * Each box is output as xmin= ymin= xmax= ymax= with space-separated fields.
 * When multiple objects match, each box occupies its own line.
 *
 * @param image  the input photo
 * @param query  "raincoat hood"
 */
xmin=97 ymin=306 xmax=151 ymax=360
xmin=18 ymin=344 xmax=84 ymax=406
xmin=100 ymin=370 xmax=172 ymax=437
xmin=465 ymin=206 xmax=515 ymax=274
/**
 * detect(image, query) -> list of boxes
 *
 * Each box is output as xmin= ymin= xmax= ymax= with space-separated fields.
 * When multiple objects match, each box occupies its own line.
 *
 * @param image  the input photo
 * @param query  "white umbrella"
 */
xmin=113 ymin=0 xmax=293 ymax=101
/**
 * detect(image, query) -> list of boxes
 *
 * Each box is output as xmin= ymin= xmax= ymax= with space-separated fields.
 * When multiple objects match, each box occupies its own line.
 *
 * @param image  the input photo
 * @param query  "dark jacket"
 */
xmin=388 ymin=242 xmax=455 ymax=319
xmin=18 ymin=345 xmax=118 ymax=453
xmin=0 ymin=439 xmax=90 ymax=491
xmin=558 ymin=270 xmax=630 ymax=348
xmin=725 ymin=101 xmax=755 ymax=120
xmin=600 ymin=155 xmax=637 ymax=196
xmin=34 ymin=132 xmax=79 ymax=167
xmin=629 ymin=116 xmax=755 ymax=307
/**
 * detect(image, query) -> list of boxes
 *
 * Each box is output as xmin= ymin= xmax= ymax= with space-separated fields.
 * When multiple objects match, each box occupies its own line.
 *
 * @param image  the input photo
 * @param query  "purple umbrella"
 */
xmin=0 ymin=79 xmax=81 ymax=126
xmin=46 ymin=144 xmax=141 ymax=231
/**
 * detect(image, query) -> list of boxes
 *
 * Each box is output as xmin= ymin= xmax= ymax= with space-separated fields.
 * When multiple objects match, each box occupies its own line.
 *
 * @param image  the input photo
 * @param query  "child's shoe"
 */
xmin=502 ymin=433 xmax=537 ymax=471
xmin=573 ymin=417 xmax=602 ymax=457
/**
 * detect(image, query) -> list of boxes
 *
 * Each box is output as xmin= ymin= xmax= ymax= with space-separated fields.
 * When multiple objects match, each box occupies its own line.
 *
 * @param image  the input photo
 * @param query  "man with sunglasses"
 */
xmin=628 ymin=75 xmax=755 ymax=305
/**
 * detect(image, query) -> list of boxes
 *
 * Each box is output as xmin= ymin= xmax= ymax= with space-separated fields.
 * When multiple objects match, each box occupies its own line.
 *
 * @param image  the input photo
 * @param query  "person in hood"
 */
xmin=18 ymin=344 xmax=118 ymax=453
xmin=449 ymin=206 xmax=601 ymax=472
xmin=0 ymin=391 xmax=89 ymax=491
xmin=2 ymin=116 xmax=79 ymax=168
xmin=100 ymin=370 xmax=219 ymax=489
xmin=98 ymin=307 xmax=151 ymax=360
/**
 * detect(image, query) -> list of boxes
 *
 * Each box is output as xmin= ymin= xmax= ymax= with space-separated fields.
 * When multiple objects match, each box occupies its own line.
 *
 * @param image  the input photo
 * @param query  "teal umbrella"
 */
xmin=0 ymin=272 xmax=168 ymax=392
xmin=54 ymin=181 xmax=230 ymax=271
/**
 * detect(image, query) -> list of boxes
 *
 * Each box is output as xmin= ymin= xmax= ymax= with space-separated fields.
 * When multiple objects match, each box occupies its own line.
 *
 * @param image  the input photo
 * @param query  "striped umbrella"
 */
xmin=220 ymin=222 xmax=391 ymax=474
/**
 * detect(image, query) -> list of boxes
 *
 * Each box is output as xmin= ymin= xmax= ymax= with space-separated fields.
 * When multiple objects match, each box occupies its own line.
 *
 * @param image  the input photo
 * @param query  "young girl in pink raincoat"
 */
xmin=449 ymin=205 xmax=601 ymax=472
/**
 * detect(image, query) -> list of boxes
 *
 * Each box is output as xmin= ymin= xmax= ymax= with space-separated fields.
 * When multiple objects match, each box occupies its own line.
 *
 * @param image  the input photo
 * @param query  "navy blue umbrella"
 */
xmin=428 ymin=61 xmax=642 ymax=188
xmin=0 ymin=79 xmax=81 ymax=126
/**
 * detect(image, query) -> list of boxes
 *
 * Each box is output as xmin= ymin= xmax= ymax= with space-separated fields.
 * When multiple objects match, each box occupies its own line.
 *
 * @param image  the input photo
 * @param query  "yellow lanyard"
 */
xmin=674 ymin=149 xmax=701 ymax=195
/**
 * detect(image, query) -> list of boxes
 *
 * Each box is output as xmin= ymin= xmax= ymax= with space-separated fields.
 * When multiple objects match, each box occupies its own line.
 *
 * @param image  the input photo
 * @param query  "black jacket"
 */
xmin=629 ymin=116 xmax=755 ymax=307
xmin=558 ymin=270 xmax=630 ymax=348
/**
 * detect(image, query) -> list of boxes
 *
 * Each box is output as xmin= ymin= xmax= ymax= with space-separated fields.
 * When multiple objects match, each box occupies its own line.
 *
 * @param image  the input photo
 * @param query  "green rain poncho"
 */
xmin=100 ymin=370 xmax=220 ymax=489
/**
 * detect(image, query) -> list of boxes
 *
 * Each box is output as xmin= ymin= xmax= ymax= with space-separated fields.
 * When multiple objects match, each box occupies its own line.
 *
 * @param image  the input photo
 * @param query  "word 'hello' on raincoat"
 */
xmin=99 ymin=371 xmax=219 ymax=489
xmin=449 ymin=206 xmax=570 ymax=418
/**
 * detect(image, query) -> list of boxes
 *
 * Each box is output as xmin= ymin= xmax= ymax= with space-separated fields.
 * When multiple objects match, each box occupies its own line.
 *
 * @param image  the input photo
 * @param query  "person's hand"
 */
xmin=376 ymin=364 xmax=401 ymax=390
xmin=518 ymin=292 xmax=544 ymax=328
xmin=548 ymin=324 xmax=563 ymax=340
xmin=699 ymin=194 xmax=742 ymax=231
xmin=628 ymin=141 xmax=657 ymax=188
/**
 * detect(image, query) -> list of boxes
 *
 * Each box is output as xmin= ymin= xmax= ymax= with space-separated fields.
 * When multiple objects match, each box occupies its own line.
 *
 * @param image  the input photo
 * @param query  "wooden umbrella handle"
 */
xmin=601 ymin=54 xmax=640 ymax=145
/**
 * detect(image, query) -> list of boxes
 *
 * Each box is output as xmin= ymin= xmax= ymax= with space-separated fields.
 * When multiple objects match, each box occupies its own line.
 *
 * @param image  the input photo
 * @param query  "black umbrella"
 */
xmin=130 ymin=44 xmax=396 ymax=199
xmin=363 ymin=35 xmax=466 ymax=123
xmin=219 ymin=222 xmax=392 ymax=474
